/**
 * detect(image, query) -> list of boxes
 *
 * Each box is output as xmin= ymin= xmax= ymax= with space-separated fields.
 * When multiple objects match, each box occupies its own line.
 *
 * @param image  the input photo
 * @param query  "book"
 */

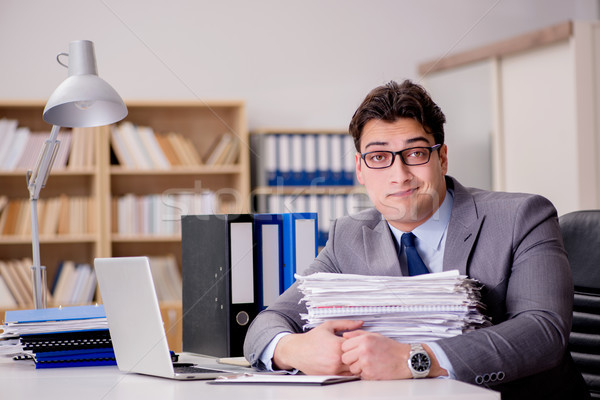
xmin=179 ymin=135 xmax=203 ymax=165
xmin=56 ymin=194 xmax=70 ymax=235
xmin=138 ymin=126 xmax=170 ymax=169
xmin=110 ymin=125 xmax=135 ymax=168
xmin=205 ymin=132 xmax=233 ymax=165
xmin=167 ymin=132 xmax=195 ymax=166
xmin=0 ymin=274 xmax=17 ymax=308
xmin=2 ymin=199 xmax=21 ymax=235
xmin=155 ymin=132 xmax=181 ymax=166
xmin=52 ymin=260 xmax=76 ymax=305
xmin=0 ymin=260 xmax=28 ymax=307
xmin=3 ymin=127 xmax=30 ymax=171
xmin=0 ymin=119 xmax=19 ymax=170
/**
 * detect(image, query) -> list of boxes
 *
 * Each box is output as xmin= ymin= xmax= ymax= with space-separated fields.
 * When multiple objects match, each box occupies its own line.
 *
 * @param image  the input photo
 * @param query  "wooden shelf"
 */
xmin=110 ymin=165 xmax=243 ymax=175
xmin=0 ymin=235 xmax=97 ymax=244
xmin=0 ymin=100 xmax=249 ymax=309
xmin=0 ymin=169 xmax=96 ymax=177
xmin=112 ymin=234 xmax=181 ymax=243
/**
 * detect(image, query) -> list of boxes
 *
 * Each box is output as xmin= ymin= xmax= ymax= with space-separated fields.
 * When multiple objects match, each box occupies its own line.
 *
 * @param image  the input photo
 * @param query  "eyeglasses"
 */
xmin=361 ymin=144 xmax=442 ymax=169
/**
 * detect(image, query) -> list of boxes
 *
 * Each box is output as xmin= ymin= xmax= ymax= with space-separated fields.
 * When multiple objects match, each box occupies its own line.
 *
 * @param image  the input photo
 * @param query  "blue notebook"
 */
xmin=5 ymin=305 xmax=105 ymax=324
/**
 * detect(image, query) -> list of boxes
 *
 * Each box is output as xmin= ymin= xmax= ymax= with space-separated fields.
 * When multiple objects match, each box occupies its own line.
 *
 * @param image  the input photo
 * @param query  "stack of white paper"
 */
xmin=297 ymin=270 xmax=490 ymax=342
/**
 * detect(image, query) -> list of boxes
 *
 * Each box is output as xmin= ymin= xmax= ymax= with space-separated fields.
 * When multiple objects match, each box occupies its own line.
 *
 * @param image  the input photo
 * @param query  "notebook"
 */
xmin=94 ymin=256 xmax=235 ymax=380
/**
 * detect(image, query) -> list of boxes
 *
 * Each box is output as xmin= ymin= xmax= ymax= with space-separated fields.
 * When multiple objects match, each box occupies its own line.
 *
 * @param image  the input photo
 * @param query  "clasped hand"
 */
xmin=273 ymin=319 xmax=415 ymax=379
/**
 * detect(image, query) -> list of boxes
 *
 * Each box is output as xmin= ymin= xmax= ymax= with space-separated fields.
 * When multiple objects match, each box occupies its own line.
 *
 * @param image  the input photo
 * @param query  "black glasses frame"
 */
xmin=361 ymin=144 xmax=442 ymax=169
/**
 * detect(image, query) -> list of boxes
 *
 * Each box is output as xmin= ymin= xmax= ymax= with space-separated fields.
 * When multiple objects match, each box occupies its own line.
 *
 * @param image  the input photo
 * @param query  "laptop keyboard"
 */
xmin=173 ymin=363 xmax=226 ymax=374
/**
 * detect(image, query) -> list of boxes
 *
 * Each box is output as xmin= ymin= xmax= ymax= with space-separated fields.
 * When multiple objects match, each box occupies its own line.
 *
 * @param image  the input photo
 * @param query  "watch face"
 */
xmin=411 ymin=353 xmax=431 ymax=372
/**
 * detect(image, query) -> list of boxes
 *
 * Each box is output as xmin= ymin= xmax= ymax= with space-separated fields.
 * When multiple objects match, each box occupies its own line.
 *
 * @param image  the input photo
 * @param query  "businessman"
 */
xmin=243 ymin=80 xmax=589 ymax=399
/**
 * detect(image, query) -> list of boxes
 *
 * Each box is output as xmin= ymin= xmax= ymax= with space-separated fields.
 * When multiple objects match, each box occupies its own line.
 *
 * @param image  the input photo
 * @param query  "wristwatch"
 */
xmin=407 ymin=343 xmax=431 ymax=378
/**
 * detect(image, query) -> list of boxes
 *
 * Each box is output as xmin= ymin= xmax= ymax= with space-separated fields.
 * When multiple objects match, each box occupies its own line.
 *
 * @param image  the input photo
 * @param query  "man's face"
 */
xmin=355 ymin=118 xmax=448 ymax=232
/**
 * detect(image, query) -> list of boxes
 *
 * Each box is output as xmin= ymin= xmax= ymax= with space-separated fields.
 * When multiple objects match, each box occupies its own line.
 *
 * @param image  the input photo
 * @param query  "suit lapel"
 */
xmin=443 ymin=177 xmax=484 ymax=276
xmin=362 ymin=219 xmax=404 ymax=276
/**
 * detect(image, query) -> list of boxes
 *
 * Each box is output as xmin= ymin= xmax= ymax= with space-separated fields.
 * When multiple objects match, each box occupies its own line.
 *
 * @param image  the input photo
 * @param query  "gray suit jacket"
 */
xmin=243 ymin=176 xmax=588 ymax=399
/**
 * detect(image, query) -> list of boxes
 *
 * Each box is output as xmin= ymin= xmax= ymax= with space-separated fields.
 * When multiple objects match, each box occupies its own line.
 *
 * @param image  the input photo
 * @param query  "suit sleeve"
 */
xmin=243 ymin=219 xmax=342 ymax=367
xmin=436 ymin=195 xmax=573 ymax=387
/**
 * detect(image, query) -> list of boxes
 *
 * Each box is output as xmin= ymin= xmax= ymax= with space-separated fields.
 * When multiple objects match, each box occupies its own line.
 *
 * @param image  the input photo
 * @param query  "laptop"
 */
xmin=94 ymin=256 xmax=235 ymax=380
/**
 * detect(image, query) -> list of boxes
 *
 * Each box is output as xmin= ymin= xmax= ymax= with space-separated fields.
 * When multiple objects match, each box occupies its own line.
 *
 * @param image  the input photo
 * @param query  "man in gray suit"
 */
xmin=243 ymin=80 xmax=589 ymax=399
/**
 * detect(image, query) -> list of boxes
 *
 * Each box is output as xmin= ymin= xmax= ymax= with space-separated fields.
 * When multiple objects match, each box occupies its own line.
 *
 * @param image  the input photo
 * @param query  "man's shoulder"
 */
xmin=336 ymin=207 xmax=384 ymax=229
xmin=452 ymin=177 xmax=555 ymax=211
xmin=466 ymin=185 xmax=554 ymax=210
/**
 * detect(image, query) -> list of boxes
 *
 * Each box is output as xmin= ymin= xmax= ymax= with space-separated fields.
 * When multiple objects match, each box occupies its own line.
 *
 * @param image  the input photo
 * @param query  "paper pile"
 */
xmin=297 ymin=270 xmax=490 ymax=342
xmin=1 ymin=305 xmax=115 ymax=368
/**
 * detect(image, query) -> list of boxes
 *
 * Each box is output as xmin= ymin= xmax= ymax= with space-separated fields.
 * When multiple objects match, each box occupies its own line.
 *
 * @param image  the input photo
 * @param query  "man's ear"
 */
xmin=439 ymin=144 xmax=448 ymax=175
xmin=355 ymin=152 xmax=365 ymax=185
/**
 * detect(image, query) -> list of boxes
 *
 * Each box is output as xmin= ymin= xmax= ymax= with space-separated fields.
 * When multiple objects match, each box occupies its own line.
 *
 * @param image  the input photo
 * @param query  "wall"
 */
xmin=0 ymin=0 xmax=597 ymax=131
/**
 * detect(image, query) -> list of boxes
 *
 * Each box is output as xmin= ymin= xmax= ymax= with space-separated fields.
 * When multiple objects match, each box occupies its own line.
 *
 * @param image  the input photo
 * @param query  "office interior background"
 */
xmin=1 ymin=0 xmax=599 ymax=218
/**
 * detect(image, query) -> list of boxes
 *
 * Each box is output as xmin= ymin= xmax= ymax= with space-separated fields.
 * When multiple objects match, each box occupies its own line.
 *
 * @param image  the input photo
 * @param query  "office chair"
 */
xmin=559 ymin=210 xmax=600 ymax=398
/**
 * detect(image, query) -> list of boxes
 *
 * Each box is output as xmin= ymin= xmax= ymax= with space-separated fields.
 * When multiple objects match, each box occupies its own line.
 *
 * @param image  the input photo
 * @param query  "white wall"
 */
xmin=0 ymin=0 xmax=597 ymax=132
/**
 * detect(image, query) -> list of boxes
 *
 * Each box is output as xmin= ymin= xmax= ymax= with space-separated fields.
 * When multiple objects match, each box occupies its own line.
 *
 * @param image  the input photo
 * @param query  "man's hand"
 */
xmin=341 ymin=330 xmax=448 ymax=380
xmin=273 ymin=320 xmax=364 ymax=375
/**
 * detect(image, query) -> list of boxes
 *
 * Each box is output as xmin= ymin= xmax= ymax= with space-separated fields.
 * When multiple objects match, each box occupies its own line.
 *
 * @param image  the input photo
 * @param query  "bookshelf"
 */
xmin=250 ymin=129 xmax=370 ymax=247
xmin=0 ymin=100 xmax=249 ymax=350
xmin=108 ymin=101 xmax=250 ymax=268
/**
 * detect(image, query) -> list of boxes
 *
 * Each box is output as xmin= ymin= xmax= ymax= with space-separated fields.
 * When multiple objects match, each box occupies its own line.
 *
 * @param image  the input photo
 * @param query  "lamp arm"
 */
xmin=28 ymin=125 xmax=61 ymax=201
xmin=27 ymin=124 xmax=61 ymax=309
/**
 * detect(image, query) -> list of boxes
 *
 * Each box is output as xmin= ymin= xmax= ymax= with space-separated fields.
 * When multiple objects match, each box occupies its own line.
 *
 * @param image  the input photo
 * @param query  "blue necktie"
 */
xmin=401 ymin=232 xmax=430 ymax=276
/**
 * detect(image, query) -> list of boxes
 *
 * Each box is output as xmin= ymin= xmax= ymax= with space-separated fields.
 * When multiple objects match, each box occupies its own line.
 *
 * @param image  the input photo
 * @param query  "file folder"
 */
xmin=290 ymin=134 xmax=305 ymax=186
xmin=181 ymin=214 xmax=259 ymax=357
xmin=282 ymin=213 xmax=318 ymax=290
xmin=254 ymin=214 xmax=284 ymax=310
xmin=304 ymin=134 xmax=318 ymax=186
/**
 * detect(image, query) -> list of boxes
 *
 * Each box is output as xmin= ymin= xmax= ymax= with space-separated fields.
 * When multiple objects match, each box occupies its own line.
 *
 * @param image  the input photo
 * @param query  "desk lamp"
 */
xmin=28 ymin=40 xmax=127 ymax=309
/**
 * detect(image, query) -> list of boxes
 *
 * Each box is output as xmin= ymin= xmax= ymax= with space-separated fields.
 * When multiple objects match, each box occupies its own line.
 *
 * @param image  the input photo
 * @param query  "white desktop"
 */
xmin=0 ymin=352 xmax=500 ymax=399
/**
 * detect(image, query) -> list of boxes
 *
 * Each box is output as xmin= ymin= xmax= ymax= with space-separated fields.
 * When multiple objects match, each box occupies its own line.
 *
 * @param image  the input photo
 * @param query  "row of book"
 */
xmin=0 ymin=119 xmax=98 ymax=171
xmin=113 ymin=191 xmax=218 ymax=236
xmin=53 ymin=255 xmax=181 ymax=305
xmin=0 ymin=195 xmax=96 ymax=237
xmin=251 ymin=133 xmax=357 ymax=187
xmin=0 ymin=258 xmax=42 ymax=308
xmin=182 ymin=213 xmax=319 ymax=356
xmin=51 ymin=262 xmax=98 ymax=306
xmin=0 ymin=258 xmax=95 ymax=309
xmin=0 ymin=254 xmax=182 ymax=309
xmin=147 ymin=254 xmax=182 ymax=303
xmin=110 ymin=122 xmax=240 ymax=169
xmin=254 ymin=192 xmax=371 ymax=247
xmin=1 ymin=305 xmax=115 ymax=368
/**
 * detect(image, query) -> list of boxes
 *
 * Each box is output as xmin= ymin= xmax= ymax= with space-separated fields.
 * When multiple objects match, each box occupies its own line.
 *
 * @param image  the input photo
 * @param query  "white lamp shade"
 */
xmin=43 ymin=74 xmax=128 ymax=127
xmin=42 ymin=40 xmax=127 ymax=128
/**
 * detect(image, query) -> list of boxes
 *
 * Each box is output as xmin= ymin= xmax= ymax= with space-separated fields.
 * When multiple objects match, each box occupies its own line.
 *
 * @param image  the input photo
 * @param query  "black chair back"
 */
xmin=560 ymin=210 xmax=600 ymax=398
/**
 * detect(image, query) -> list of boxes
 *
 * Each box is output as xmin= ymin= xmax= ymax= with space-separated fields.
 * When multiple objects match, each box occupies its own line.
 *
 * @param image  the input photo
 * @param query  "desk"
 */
xmin=0 ymin=353 xmax=500 ymax=399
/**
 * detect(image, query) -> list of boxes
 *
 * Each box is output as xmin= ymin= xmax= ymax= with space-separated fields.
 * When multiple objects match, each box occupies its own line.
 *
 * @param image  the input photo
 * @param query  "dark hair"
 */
xmin=349 ymin=80 xmax=446 ymax=151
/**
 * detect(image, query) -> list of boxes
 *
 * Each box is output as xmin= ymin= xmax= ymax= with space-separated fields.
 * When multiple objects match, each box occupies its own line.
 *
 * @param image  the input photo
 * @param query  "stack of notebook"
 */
xmin=296 ymin=270 xmax=490 ymax=342
xmin=1 ymin=304 xmax=116 ymax=368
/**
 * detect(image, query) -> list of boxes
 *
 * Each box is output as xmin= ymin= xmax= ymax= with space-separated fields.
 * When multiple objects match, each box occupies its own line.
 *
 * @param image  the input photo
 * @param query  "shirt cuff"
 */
xmin=258 ymin=332 xmax=298 ymax=373
xmin=427 ymin=342 xmax=456 ymax=379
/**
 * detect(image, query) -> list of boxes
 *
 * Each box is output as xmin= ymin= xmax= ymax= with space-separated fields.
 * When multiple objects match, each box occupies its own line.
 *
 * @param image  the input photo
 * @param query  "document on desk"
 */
xmin=210 ymin=373 xmax=359 ymax=385
xmin=296 ymin=270 xmax=491 ymax=342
